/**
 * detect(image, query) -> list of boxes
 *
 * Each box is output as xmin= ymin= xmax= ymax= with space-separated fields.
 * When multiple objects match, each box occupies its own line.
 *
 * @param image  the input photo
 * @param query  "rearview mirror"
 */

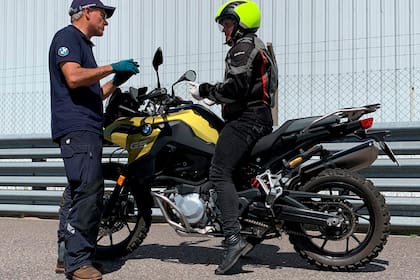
xmin=152 ymin=47 xmax=163 ymax=71
xmin=174 ymin=70 xmax=196 ymax=85
xmin=183 ymin=70 xmax=196 ymax=82
xmin=152 ymin=47 xmax=163 ymax=88
xmin=171 ymin=70 xmax=197 ymax=96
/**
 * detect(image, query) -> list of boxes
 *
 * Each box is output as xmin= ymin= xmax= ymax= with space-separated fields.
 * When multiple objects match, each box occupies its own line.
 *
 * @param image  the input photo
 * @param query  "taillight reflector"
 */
xmin=360 ymin=117 xmax=374 ymax=129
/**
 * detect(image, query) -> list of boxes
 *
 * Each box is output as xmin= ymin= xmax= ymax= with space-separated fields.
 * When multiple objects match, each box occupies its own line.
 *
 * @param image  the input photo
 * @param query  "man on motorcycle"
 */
xmin=189 ymin=0 xmax=278 ymax=275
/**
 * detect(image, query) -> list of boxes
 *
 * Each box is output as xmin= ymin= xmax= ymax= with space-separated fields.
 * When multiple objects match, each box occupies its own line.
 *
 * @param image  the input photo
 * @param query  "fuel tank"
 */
xmin=104 ymin=108 xmax=219 ymax=163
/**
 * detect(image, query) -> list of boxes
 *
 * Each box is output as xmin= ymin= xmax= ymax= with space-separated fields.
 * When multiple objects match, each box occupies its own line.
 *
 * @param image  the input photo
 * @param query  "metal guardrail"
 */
xmin=0 ymin=124 xmax=420 ymax=230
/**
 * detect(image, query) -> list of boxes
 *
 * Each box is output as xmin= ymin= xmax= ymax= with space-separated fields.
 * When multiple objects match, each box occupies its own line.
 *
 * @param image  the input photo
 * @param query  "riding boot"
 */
xmin=215 ymin=234 xmax=253 ymax=275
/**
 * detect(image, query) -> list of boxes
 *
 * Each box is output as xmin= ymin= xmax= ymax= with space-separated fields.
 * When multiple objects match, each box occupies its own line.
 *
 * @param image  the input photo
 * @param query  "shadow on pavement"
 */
xmin=99 ymin=240 xmax=388 ymax=276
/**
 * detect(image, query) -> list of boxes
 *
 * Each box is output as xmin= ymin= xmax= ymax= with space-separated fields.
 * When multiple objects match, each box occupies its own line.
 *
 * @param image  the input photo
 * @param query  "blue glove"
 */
xmin=112 ymin=71 xmax=134 ymax=87
xmin=111 ymin=59 xmax=139 ymax=74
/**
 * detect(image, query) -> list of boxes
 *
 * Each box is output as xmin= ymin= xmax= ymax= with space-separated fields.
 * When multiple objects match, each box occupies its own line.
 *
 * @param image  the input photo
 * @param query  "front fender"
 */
xmin=102 ymin=162 xmax=126 ymax=181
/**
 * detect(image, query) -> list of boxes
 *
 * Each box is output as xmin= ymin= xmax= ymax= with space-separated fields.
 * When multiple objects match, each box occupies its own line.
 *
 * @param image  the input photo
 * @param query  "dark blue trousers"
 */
xmin=57 ymin=131 xmax=104 ymax=272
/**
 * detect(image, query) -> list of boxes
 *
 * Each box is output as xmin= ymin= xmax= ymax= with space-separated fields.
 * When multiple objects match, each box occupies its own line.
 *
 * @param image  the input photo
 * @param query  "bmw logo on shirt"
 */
xmin=58 ymin=47 xmax=69 ymax=57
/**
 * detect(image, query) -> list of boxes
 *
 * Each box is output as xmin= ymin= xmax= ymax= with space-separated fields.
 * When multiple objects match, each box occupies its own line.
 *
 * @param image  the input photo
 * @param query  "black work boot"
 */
xmin=215 ymin=234 xmax=253 ymax=275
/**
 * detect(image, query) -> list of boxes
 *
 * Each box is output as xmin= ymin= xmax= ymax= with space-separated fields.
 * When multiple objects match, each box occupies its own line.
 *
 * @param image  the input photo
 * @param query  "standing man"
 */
xmin=49 ymin=1 xmax=139 ymax=279
xmin=189 ymin=0 xmax=278 ymax=275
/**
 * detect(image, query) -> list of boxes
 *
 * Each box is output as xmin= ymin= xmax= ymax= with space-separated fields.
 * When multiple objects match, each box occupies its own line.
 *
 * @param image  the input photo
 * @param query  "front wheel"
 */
xmin=287 ymin=169 xmax=390 ymax=270
xmin=95 ymin=177 xmax=152 ymax=259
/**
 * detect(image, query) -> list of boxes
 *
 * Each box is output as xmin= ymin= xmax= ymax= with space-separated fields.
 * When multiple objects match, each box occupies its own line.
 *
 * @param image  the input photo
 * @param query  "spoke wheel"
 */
xmin=95 ymin=178 xmax=152 ymax=259
xmin=288 ymin=169 xmax=390 ymax=270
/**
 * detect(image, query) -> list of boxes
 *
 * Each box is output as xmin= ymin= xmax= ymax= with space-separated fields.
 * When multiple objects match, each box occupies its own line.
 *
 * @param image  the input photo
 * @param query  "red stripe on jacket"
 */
xmin=259 ymin=50 xmax=268 ymax=104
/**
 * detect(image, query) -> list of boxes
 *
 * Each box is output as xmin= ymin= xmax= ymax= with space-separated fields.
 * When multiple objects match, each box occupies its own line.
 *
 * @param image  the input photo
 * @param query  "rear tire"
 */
xmin=287 ymin=169 xmax=390 ymax=270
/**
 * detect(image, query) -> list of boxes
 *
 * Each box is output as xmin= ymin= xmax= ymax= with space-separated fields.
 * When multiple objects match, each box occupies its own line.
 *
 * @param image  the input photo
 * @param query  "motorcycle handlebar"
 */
xmin=144 ymin=88 xmax=167 ymax=101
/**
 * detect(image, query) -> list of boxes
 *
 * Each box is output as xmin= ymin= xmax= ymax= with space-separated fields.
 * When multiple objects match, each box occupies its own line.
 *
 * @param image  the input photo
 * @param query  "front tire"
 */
xmin=95 ymin=176 xmax=152 ymax=259
xmin=287 ymin=169 xmax=390 ymax=270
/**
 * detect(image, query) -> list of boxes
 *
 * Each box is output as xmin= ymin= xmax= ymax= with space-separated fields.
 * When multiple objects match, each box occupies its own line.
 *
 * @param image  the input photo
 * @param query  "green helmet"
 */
xmin=215 ymin=0 xmax=261 ymax=33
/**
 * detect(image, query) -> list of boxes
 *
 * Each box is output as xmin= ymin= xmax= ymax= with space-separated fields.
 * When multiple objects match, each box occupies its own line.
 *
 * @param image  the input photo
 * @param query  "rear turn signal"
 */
xmin=360 ymin=117 xmax=374 ymax=129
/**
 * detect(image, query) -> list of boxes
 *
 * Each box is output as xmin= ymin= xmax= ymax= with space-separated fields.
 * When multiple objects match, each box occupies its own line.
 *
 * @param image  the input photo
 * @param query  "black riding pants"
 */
xmin=210 ymin=106 xmax=272 ymax=238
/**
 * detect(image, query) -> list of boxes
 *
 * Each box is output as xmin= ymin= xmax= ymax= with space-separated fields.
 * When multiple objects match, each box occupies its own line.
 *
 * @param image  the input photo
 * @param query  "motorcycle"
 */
xmin=97 ymin=47 xmax=398 ymax=270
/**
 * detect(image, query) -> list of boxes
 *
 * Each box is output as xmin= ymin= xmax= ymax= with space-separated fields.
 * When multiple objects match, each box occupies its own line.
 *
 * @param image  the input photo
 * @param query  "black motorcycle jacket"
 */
xmin=199 ymin=33 xmax=277 ymax=121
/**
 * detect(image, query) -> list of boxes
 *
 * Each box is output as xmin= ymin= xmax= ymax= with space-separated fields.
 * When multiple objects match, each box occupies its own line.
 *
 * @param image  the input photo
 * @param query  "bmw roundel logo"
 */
xmin=141 ymin=124 xmax=153 ymax=136
xmin=57 ymin=47 xmax=69 ymax=57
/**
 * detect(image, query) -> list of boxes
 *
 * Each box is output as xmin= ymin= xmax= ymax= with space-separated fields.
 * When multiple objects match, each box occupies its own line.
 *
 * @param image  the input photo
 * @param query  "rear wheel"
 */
xmin=95 ymin=176 xmax=152 ymax=259
xmin=287 ymin=169 xmax=390 ymax=270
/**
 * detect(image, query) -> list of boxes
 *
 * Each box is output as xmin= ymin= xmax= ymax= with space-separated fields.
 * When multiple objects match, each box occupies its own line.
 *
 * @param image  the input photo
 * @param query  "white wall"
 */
xmin=1 ymin=0 xmax=420 ymax=135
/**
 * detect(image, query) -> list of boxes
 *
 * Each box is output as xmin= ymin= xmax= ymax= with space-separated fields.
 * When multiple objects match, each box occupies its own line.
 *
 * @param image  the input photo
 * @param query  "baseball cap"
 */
xmin=69 ymin=0 xmax=116 ymax=19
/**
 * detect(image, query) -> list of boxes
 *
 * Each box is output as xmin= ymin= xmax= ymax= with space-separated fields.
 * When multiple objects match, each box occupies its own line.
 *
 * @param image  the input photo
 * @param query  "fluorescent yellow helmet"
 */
xmin=215 ymin=0 xmax=261 ymax=33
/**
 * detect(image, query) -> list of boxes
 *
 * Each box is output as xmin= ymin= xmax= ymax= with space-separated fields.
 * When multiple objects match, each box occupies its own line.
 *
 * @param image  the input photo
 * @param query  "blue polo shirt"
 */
xmin=49 ymin=25 xmax=103 ymax=141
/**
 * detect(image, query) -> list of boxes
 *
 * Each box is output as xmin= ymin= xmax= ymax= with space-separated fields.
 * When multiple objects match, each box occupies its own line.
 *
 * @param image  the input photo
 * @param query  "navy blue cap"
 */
xmin=69 ymin=0 xmax=116 ymax=19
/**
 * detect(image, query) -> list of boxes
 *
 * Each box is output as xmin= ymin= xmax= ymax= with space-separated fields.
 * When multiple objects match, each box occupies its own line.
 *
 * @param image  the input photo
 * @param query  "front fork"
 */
xmin=102 ymin=169 xmax=128 ymax=220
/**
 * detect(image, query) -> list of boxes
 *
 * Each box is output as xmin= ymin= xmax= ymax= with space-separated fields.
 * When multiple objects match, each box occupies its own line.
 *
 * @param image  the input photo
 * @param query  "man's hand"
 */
xmin=112 ymin=72 xmax=134 ymax=87
xmin=111 ymin=59 xmax=139 ymax=74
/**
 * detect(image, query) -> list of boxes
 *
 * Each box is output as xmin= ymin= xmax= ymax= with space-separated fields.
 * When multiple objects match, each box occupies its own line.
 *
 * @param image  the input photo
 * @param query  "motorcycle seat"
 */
xmin=251 ymin=115 xmax=340 ymax=157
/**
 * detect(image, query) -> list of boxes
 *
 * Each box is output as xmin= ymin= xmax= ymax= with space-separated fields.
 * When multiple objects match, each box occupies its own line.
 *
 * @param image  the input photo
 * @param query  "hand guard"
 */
xmin=187 ymin=81 xmax=202 ymax=101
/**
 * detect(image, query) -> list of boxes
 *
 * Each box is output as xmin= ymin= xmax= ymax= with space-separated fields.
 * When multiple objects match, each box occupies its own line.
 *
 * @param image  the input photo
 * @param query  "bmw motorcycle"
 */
xmin=96 ymin=48 xmax=398 ymax=270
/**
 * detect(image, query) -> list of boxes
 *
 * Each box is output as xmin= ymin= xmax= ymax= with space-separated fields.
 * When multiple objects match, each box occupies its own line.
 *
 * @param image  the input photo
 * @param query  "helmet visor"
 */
xmin=218 ymin=23 xmax=224 ymax=32
xmin=218 ymin=18 xmax=235 ymax=32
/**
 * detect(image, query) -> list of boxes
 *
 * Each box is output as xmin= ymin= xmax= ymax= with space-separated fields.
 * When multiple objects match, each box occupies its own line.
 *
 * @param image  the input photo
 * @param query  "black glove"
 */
xmin=112 ymin=71 xmax=134 ymax=87
xmin=198 ymin=83 xmax=213 ymax=98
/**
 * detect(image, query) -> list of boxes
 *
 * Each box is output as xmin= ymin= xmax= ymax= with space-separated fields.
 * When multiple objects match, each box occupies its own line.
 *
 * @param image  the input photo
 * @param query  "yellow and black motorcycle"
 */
xmin=97 ymin=48 xmax=398 ymax=271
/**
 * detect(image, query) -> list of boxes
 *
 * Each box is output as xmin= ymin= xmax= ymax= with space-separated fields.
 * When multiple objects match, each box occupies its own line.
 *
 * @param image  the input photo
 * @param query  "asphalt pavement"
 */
xmin=0 ymin=217 xmax=419 ymax=280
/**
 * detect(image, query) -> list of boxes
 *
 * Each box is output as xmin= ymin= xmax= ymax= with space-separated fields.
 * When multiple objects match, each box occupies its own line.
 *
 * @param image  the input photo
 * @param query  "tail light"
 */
xmin=360 ymin=117 xmax=374 ymax=129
